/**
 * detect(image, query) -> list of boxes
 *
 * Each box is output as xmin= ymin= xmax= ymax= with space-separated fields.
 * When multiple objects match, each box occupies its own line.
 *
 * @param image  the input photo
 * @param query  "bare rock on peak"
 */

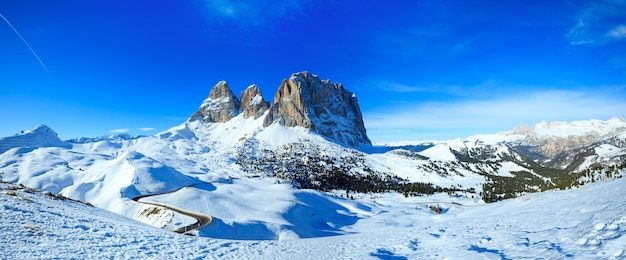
xmin=189 ymin=81 xmax=240 ymax=123
xmin=240 ymin=84 xmax=270 ymax=119
xmin=263 ymin=72 xmax=371 ymax=147
xmin=188 ymin=72 xmax=372 ymax=147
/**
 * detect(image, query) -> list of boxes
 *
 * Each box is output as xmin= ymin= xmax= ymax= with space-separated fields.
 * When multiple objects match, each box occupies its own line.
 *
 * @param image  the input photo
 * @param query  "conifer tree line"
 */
xmin=236 ymin=139 xmax=624 ymax=203
xmin=236 ymin=140 xmax=474 ymax=198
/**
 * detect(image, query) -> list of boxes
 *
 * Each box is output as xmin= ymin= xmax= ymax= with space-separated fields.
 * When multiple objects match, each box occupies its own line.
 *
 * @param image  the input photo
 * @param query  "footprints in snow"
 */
xmin=576 ymin=216 xmax=625 ymax=257
xmin=406 ymin=238 xmax=419 ymax=251
xmin=370 ymin=248 xmax=408 ymax=260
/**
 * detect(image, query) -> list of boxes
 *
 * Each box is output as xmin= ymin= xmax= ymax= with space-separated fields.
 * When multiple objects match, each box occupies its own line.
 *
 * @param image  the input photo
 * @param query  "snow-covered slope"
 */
xmin=0 ymin=113 xmax=373 ymax=238
xmin=529 ymin=117 xmax=626 ymax=138
xmin=3 ymin=176 xmax=625 ymax=259
xmin=3 ymin=116 xmax=624 ymax=241
xmin=66 ymin=132 xmax=140 ymax=144
xmin=0 ymin=125 xmax=70 ymax=154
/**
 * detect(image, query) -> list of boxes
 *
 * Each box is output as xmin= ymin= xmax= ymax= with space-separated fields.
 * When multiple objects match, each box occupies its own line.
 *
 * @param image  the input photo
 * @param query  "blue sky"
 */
xmin=1 ymin=0 xmax=625 ymax=142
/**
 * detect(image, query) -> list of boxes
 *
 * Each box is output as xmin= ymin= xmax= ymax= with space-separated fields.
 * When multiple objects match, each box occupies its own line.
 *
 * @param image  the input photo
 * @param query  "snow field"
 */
xmin=2 ymin=177 xmax=625 ymax=258
xmin=1 ymin=118 xmax=626 ymax=258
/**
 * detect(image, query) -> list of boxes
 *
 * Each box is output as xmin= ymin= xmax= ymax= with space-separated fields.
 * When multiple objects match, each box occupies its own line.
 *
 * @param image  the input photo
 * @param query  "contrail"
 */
xmin=0 ymin=12 xmax=49 ymax=74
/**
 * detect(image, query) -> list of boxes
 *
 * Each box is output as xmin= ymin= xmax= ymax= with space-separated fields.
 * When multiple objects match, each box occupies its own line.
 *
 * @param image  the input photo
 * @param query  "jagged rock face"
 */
xmin=512 ymin=118 xmax=626 ymax=160
xmin=263 ymin=77 xmax=312 ymax=129
xmin=263 ymin=72 xmax=371 ymax=147
xmin=240 ymin=84 xmax=270 ymax=119
xmin=189 ymin=81 xmax=240 ymax=123
xmin=188 ymin=72 xmax=372 ymax=147
xmin=507 ymin=118 xmax=626 ymax=169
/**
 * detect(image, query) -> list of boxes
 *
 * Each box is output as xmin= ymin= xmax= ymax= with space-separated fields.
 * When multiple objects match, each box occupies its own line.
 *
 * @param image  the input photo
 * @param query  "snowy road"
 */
xmin=132 ymin=185 xmax=212 ymax=234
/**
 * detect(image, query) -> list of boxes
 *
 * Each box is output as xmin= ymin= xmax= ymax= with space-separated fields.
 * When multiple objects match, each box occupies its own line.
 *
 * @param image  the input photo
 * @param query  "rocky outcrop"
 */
xmin=189 ymin=81 xmax=240 ymax=123
xmin=189 ymin=72 xmax=372 ymax=147
xmin=262 ymin=76 xmax=312 ymax=129
xmin=263 ymin=72 xmax=371 ymax=147
xmin=506 ymin=118 xmax=626 ymax=170
xmin=240 ymin=84 xmax=270 ymax=119
xmin=511 ymin=118 xmax=626 ymax=159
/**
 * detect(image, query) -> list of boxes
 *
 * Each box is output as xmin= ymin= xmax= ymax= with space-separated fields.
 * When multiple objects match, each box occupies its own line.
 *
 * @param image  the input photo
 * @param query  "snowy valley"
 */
xmin=1 ymin=72 xmax=625 ymax=259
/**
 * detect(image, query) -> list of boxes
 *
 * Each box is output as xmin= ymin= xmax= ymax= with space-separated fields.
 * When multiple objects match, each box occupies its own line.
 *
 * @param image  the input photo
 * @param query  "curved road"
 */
xmin=131 ymin=184 xmax=212 ymax=234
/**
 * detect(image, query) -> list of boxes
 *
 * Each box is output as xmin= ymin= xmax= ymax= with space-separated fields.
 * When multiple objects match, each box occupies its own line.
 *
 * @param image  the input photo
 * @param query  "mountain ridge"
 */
xmin=189 ymin=71 xmax=371 ymax=148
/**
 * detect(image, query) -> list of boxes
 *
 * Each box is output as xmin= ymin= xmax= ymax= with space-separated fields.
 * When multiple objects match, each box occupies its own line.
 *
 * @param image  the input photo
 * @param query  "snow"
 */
xmin=0 ymin=125 xmax=71 ymax=154
xmin=575 ymin=143 xmax=626 ymax=172
xmin=595 ymin=144 xmax=624 ymax=157
xmin=494 ymin=161 xmax=527 ymax=177
xmin=256 ymin=123 xmax=327 ymax=147
xmin=1 ymin=116 xmax=625 ymax=258
xmin=533 ymin=117 xmax=626 ymax=138
xmin=200 ymin=96 xmax=234 ymax=112
xmin=366 ymin=151 xmax=485 ymax=190
xmin=2 ymin=175 xmax=625 ymax=258
xmin=249 ymin=95 xmax=264 ymax=106
xmin=418 ymin=144 xmax=456 ymax=161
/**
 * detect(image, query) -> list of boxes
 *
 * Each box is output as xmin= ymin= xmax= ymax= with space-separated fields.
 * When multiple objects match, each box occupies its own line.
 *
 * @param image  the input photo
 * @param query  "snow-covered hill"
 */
xmin=0 ymin=125 xmax=70 ymax=154
xmin=2 ymin=114 xmax=624 ymax=238
xmin=2 ymin=176 xmax=625 ymax=258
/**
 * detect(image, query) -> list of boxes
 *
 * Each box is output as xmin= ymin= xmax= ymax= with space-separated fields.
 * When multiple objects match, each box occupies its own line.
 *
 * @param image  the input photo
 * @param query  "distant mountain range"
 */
xmin=1 ymin=72 xmax=624 ymax=237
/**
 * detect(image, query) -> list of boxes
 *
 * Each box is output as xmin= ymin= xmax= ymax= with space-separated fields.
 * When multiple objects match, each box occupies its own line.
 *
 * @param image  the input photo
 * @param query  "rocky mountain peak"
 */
xmin=263 ymin=72 xmax=371 ymax=147
xmin=188 ymin=72 xmax=372 ymax=147
xmin=509 ymin=117 xmax=626 ymax=159
xmin=240 ymin=84 xmax=270 ymax=119
xmin=189 ymin=81 xmax=240 ymax=123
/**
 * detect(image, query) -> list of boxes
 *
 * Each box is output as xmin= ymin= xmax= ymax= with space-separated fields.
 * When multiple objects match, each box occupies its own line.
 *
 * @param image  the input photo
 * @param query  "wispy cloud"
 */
xmin=110 ymin=127 xmax=156 ymax=133
xmin=448 ymin=39 xmax=473 ymax=55
xmin=375 ymin=79 xmax=504 ymax=96
xmin=201 ymin=0 xmax=311 ymax=26
xmin=608 ymin=25 xmax=626 ymax=39
xmin=138 ymin=127 xmax=156 ymax=132
xmin=364 ymin=87 xmax=626 ymax=142
xmin=567 ymin=0 xmax=626 ymax=45
xmin=378 ymin=82 xmax=433 ymax=93
xmin=109 ymin=128 xmax=129 ymax=133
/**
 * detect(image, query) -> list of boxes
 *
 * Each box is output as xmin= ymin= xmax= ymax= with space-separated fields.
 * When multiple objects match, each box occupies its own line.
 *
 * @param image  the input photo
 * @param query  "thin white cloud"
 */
xmin=448 ymin=39 xmax=473 ymax=54
xmin=567 ymin=0 xmax=626 ymax=45
xmin=201 ymin=0 xmax=310 ymax=26
xmin=364 ymin=88 xmax=626 ymax=142
xmin=378 ymin=82 xmax=433 ymax=93
xmin=109 ymin=128 xmax=129 ymax=133
xmin=138 ymin=127 xmax=156 ymax=132
xmin=608 ymin=25 xmax=626 ymax=38
xmin=375 ymin=79 xmax=503 ymax=96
